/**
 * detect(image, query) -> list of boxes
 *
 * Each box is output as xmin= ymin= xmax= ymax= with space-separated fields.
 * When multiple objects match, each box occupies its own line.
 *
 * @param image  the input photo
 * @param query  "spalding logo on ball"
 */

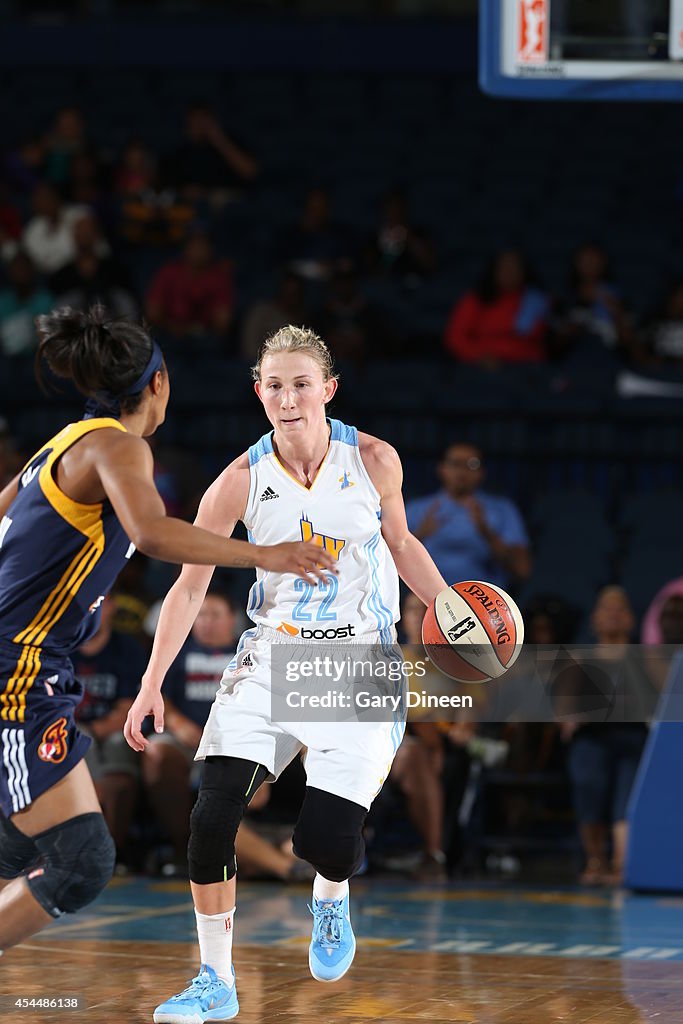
xmin=422 ymin=581 xmax=524 ymax=682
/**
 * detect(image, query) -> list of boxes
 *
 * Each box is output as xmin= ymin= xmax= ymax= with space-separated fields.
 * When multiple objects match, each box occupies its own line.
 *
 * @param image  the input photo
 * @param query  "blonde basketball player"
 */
xmin=124 ymin=326 xmax=447 ymax=1023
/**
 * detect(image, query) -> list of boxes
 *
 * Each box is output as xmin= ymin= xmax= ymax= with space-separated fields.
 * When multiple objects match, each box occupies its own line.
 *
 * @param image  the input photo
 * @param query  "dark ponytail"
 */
xmin=35 ymin=304 xmax=160 ymax=415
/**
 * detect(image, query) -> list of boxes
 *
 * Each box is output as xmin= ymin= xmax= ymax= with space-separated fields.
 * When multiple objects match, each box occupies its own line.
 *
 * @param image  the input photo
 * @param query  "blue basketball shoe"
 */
xmin=308 ymin=893 xmax=356 ymax=982
xmin=153 ymin=964 xmax=239 ymax=1023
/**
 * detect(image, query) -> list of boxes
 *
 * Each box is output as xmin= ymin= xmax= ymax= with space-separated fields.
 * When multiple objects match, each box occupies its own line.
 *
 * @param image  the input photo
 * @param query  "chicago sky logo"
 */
xmin=299 ymin=515 xmax=345 ymax=560
xmin=339 ymin=471 xmax=354 ymax=490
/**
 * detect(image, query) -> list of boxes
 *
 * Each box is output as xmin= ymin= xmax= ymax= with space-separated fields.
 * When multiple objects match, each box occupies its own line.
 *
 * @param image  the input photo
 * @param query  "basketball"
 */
xmin=421 ymin=581 xmax=524 ymax=683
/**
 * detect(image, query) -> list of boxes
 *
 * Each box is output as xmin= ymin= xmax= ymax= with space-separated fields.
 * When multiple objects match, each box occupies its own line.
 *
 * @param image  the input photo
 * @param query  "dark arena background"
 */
xmin=3 ymin=1 xmax=683 ymax=1021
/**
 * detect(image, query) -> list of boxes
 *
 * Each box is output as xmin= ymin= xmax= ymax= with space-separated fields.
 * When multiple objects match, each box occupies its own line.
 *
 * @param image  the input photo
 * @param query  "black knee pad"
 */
xmin=189 ymin=756 xmax=269 ymax=885
xmin=26 ymin=812 xmax=115 ymax=918
xmin=0 ymin=814 xmax=39 ymax=879
xmin=293 ymin=788 xmax=367 ymax=882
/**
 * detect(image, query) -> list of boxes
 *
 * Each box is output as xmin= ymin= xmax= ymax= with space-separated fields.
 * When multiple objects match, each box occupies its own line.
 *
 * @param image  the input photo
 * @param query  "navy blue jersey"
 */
xmin=165 ymin=639 xmax=235 ymax=728
xmin=74 ymin=631 xmax=146 ymax=724
xmin=0 ymin=418 xmax=135 ymax=723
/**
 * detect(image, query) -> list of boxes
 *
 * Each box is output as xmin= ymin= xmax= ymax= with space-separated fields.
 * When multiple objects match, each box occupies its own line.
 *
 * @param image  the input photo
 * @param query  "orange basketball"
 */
xmin=421 ymin=581 xmax=524 ymax=683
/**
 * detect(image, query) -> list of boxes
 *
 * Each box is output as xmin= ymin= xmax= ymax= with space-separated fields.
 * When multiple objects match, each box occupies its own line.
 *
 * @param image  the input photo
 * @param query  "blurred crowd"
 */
xmin=0 ymin=103 xmax=682 ymax=373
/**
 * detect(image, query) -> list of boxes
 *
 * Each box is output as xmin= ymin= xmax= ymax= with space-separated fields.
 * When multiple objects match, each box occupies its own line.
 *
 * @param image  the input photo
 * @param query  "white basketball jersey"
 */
xmin=243 ymin=419 xmax=399 ymax=641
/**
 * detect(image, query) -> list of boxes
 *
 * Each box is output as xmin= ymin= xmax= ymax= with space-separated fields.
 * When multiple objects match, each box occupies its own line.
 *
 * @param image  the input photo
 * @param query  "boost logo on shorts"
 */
xmin=277 ymin=622 xmax=357 ymax=640
xmin=38 ymin=717 xmax=69 ymax=764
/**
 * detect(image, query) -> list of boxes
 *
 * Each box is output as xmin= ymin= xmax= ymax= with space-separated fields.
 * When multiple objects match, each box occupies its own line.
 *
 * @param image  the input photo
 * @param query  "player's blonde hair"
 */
xmin=251 ymin=325 xmax=338 ymax=382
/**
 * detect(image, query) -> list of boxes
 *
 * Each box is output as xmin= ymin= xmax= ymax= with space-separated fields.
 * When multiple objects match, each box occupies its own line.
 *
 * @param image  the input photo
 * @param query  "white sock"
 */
xmin=195 ymin=907 xmax=235 ymax=986
xmin=313 ymin=874 xmax=349 ymax=902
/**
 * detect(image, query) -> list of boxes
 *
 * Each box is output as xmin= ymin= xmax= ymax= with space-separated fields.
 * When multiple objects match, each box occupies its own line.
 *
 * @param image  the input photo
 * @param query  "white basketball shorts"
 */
xmin=195 ymin=624 xmax=406 ymax=810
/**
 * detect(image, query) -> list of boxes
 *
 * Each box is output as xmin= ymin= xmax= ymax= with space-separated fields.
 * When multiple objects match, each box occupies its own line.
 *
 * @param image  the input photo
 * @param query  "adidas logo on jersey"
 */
xmin=260 ymin=487 xmax=279 ymax=502
xmin=241 ymin=652 xmax=254 ymax=668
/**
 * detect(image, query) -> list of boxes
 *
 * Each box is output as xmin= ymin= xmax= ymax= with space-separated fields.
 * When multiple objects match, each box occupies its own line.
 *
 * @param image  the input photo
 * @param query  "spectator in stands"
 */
xmin=658 ymin=595 xmax=683 ymax=645
xmin=642 ymin=577 xmax=683 ymax=644
xmin=142 ymin=591 xmax=305 ymax=880
xmin=146 ymin=227 xmax=234 ymax=337
xmin=366 ymin=188 xmax=436 ymax=288
xmin=280 ymin=186 xmax=352 ymax=281
xmin=22 ymin=182 xmax=86 ymax=277
xmin=115 ymin=139 xmax=157 ymax=197
xmin=2 ymin=138 xmax=44 ymax=196
xmin=552 ymin=242 xmax=631 ymax=360
xmin=395 ymin=592 xmax=510 ymax=876
xmin=561 ymin=586 xmax=650 ymax=886
xmin=316 ymin=259 xmax=387 ymax=364
xmin=406 ymin=441 xmax=531 ymax=590
xmin=0 ymin=182 xmax=23 ymax=261
xmin=74 ymin=595 xmax=146 ymax=870
xmin=0 ymin=251 xmax=54 ymax=356
xmin=523 ymin=592 xmax=579 ymax=645
xmin=240 ymin=271 xmax=309 ymax=361
xmin=42 ymin=105 xmax=89 ymax=187
xmin=636 ymin=279 xmax=683 ymax=366
xmin=118 ymin=176 xmax=195 ymax=248
xmin=166 ymin=102 xmax=259 ymax=203
xmin=389 ymin=591 xmax=448 ymax=880
xmin=111 ymin=555 xmax=155 ymax=643
xmin=66 ymin=151 xmax=107 ymax=219
xmin=643 ymin=594 xmax=683 ymax=691
xmin=444 ymin=249 xmax=549 ymax=366
xmin=53 ymin=213 xmax=138 ymax=318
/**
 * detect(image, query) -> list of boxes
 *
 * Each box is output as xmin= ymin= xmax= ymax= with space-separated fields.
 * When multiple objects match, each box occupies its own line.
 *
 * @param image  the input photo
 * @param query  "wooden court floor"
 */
xmin=3 ymin=879 xmax=683 ymax=1022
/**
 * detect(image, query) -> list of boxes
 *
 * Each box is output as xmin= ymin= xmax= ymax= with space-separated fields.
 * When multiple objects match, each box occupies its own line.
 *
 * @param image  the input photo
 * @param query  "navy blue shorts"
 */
xmin=0 ymin=648 xmax=91 ymax=818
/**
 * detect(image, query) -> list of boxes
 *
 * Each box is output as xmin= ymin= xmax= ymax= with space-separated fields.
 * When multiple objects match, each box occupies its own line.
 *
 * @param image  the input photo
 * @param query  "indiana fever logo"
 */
xmin=299 ymin=516 xmax=345 ymax=560
xmin=38 ymin=717 xmax=69 ymax=764
xmin=461 ymin=584 xmax=512 ymax=645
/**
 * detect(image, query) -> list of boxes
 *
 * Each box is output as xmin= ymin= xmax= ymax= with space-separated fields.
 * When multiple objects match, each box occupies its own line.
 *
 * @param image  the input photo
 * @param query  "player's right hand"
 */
xmin=124 ymin=684 xmax=165 ymax=752
xmin=259 ymin=541 xmax=337 ymax=583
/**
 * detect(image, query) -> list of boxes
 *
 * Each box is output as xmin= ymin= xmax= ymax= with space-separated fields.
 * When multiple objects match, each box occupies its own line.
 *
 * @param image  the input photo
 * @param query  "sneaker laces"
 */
xmin=169 ymin=965 xmax=219 ymax=1003
xmin=309 ymin=900 xmax=344 ymax=948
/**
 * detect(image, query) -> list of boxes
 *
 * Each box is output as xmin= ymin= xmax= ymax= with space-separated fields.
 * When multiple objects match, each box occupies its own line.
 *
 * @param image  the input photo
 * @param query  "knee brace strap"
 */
xmin=26 ymin=812 xmax=115 ymax=918
xmin=0 ymin=814 xmax=39 ymax=879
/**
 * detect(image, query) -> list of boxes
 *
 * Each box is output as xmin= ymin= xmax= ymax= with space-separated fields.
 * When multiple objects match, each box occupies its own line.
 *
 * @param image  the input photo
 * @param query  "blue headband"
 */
xmin=121 ymin=340 xmax=165 ymax=396
xmin=83 ymin=340 xmax=164 ymax=420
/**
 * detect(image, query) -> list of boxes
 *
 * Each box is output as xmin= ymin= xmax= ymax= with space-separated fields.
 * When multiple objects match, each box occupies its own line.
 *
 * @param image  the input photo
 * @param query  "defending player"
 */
xmin=125 ymin=325 xmax=448 ymax=1023
xmin=0 ymin=307 xmax=333 ymax=953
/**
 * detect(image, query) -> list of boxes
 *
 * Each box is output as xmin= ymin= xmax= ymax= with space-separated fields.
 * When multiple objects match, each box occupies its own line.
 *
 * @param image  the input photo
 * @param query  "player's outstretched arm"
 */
xmin=359 ymin=434 xmax=447 ymax=605
xmin=97 ymin=431 xmax=333 ymax=577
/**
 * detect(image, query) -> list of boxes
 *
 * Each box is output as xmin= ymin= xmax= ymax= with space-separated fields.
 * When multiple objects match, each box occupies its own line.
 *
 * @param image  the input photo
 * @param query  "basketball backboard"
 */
xmin=480 ymin=0 xmax=683 ymax=100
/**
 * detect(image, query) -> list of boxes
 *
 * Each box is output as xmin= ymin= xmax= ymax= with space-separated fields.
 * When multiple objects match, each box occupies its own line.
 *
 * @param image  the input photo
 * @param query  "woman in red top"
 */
xmin=444 ymin=249 xmax=548 ymax=366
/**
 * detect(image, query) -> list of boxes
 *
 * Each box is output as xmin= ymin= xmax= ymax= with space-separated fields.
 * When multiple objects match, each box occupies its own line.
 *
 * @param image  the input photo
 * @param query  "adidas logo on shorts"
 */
xmin=260 ymin=487 xmax=279 ymax=502
xmin=242 ymin=652 xmax=254 ymax=668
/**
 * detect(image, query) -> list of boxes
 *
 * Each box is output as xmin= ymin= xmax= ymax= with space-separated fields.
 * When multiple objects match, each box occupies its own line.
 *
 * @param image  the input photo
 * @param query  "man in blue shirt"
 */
xmin=405 ymin=442 xmax=531 ymax=590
